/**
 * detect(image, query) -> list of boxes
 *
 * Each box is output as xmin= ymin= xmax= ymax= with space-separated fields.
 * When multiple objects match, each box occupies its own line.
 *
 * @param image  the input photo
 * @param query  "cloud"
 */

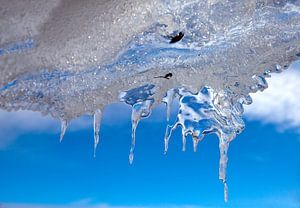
xmin=0 ymin=110 xmax=92 ymax=150
xmin=0 ymin=203 xmax=209 ymax=208
xmin=244 ymin=61 xmax=300 ymax=132
xmin=0 ymin=198 xmax=211 ymax=208
xmin=234 ymin=193 xmax=300 ymax=208
xmin=0 ymin=101 xmax=168 ymax=150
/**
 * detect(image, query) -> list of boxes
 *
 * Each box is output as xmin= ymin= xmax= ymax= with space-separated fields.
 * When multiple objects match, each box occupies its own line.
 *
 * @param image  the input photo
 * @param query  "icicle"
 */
xmin=163 ymin=89 xmax=175 ymax=122
xmin=218 ymin=133 xmax=235 ymax=203
xmin=59 ymin=119 xmax=68 ymax=142
xmin=223 ymin=181 xmax=228 ymax=203
xmin=93 ymin=109 xmax=102 ymax=157
xmin=129 ymin=100 xmax=153 ymax=164
xmin=164 ymin=126 xmax=171 ymax=154
xmin=119 ymin=84 xmax=155 ymax=164
xmin=129 ymin=108 xmax=139 ymax=164
xmin=192 ymin=138 xmax=199 ymax=152
xmin=192 ymin=133 xmax=203 ymax=152
xmin=164 ymin=122 xmax=179 ymax=154
xmin=182 ymin=129 xmax=187 ymax=152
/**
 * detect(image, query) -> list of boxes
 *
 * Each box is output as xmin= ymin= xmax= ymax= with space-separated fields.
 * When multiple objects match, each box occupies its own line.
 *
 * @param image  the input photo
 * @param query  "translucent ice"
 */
xmin=120 ymin=84 xmax=155 ymax=163
xmin=1 ymin=0 xmax=300 ymax=202
xmin=93 ymin=109 xmax=102 ymax=157
xmin=163 ymin=87 xmax=246 ymax=202
xmin=60 ymin=119 xmax=68 ymax=142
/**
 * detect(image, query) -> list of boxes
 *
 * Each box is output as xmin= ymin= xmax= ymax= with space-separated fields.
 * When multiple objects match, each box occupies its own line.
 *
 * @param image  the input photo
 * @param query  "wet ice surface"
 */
xmin=1 ymin=0 xmax=300 ymax=202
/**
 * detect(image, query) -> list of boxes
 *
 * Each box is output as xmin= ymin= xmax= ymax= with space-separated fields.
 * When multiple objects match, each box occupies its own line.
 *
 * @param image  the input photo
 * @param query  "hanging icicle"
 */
xmin=93 ymin=109 xmax=102 ymax=157
xmin=59 ymin=119 xmax=68 ymax=143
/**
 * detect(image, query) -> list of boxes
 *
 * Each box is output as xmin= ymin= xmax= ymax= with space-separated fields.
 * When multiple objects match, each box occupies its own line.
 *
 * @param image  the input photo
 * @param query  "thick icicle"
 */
xmin=59 ymin=119 xmax=68 ymax=142
xmin=164 ymin=86 xmax=244 ymax=202
xmin=93 ymin=109 xmax=102 ymax=157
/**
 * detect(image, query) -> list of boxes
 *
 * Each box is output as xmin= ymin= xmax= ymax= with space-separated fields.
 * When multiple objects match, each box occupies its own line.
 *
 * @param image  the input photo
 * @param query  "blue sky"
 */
xmin=0 ymin=67 xmax=300 ymax=208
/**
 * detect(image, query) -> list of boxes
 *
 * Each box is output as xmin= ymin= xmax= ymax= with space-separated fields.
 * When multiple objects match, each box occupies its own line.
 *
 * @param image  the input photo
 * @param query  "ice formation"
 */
xmin=1 ymin=0 xmax=300 ymax=202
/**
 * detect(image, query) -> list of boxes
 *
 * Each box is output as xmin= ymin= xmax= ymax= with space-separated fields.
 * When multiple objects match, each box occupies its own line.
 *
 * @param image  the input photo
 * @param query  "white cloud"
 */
xmin=0 ymin=101 xmax=140 ymax=150
xmin=244 ymin=61 xmax=300 ymax=132
xmin=0 ymin=203 xmax=209 ymax=208
xmin=234 ymin=193 xmax=300 ymax=208
xmin=0 ymin=110 xmax=92 ymax=150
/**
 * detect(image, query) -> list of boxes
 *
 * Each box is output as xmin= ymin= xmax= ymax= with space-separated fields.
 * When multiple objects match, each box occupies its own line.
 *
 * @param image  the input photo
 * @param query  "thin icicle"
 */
xmin=163 ymin=89 xmax=175 ymax=122
xmin=192 ymin=134 xmax=203 ymax=153
xmin=182 ymin=128 xmax=187 ymax=152
xmin=119 ymin=84 xmax=155 ymax=164
xmin=164 ymin=125 xmax=171 ymax=154
xmin=223 ymin=181 xmax=228 ymax=203
xmin=93 ymin=109 xmax=102 ymax=157
xmin=129 ymin=100 xmax=153 ymax=164
xmin=218 ymin=134 xmax=231 ymax=203
xmin=129 ymin=117 xmax=138 ymax=164
xmin=192 ymin=138 xmax=198 ymax=152
xmin=164 ymin=122 xmax=179 ymax=154
xmin=60 ymin=119 xmax=68 ymax=142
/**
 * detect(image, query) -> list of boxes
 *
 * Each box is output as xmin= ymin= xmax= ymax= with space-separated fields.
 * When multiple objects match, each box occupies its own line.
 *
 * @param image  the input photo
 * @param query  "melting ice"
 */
xmin=1 ymin=0 xmax=300 ymax=202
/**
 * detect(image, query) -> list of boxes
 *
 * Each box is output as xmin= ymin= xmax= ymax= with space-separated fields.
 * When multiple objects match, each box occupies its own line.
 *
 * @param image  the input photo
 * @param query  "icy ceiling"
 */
xmin=1 ymin=0 xmax=300 ymax=202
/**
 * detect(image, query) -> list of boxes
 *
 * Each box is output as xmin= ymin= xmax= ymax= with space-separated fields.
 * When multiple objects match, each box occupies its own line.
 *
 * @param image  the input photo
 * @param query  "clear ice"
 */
xmin=162 ymin=87 xmax=245 ymax=202
xmin=120 ymin=84 xmax=155 ymax=164
xmin=60 ymin=119 xmax=68 ymax=143
xmin=1 ymin=0 xmax=300 ymax=202
xmin=93 ymin=109 xmax=102 ymax=157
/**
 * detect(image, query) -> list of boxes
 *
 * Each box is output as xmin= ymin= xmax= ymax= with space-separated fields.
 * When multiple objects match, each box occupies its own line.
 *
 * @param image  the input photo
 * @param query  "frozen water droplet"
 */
xmin=263 ymin=69 xmax=272 ymax=77
xmin=93 ymin=109 xmax=102 ymax=157
xmin=240 ymin=95 xmax=253 ymax=105
xmin=60 ymin=119 xmax=68 ymax=143
xmin=252 ymin=75 xmax=268 ymax=92
xmin=275 ymin=64 xmax=282 ymax=73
